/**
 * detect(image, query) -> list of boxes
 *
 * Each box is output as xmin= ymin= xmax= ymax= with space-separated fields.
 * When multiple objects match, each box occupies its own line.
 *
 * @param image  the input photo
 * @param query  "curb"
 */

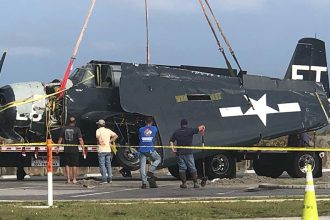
xmin=0 ymin=175 xmax=30 ymax=180
xmin=258 ymin=183 xmax=330 ymax=189
xmin=244 ymin=169 xmax=330 ymax=174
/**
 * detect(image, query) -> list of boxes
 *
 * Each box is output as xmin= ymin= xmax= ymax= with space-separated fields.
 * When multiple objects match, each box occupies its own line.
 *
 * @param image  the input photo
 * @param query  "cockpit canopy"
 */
xmin=69 ymin=62 xmax=122 ymax=88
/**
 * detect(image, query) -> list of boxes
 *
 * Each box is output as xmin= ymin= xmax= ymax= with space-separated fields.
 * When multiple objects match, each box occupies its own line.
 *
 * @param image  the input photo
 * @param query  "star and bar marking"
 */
xmin=219 ymin=94 xmax=301 ymax=126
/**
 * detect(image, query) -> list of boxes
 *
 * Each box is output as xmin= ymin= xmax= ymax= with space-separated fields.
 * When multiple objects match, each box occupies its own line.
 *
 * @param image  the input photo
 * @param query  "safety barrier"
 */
xmin=1 ymin=143 xmax=330 ymax=152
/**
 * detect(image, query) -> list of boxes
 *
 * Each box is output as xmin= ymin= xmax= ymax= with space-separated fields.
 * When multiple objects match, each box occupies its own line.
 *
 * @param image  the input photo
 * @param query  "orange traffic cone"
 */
xmin=302 ymin=164 xmax=318 ymax=220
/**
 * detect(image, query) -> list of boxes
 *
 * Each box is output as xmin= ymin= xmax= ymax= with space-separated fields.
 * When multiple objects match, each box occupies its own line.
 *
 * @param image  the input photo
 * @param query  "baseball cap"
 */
xmin=96 ymin=119 xmax=106 ymax=125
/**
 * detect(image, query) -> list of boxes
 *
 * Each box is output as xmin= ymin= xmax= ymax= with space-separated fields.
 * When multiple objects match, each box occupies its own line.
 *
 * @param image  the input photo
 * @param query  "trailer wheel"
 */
xmin=116 ymin=146 xmax=140 ymax=171
xmin=205 ymin=152 xmax=236 ymax=179
xmin=286 ymin=152 xmax=321 ymax=178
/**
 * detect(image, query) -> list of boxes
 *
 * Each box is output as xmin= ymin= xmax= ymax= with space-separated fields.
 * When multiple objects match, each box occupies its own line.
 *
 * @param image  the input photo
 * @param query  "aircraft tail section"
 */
xmin=284 ymin=38 xmax=329 ymax=96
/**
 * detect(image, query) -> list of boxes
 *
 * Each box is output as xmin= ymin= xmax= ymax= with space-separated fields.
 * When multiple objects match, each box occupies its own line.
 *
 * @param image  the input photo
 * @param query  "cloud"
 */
xmin=10 ymin=46 xmax=52 ymax=56
xmin=304 ymin=0 xmax=330 ymax=9
xmin=110 ymin=0 xmax=198 ymax=13
xmin=90 ymin=41 xmax=121 ymax=52
xmin=214 ymin=0 xmax=267 ymax=12
xmin=109 ymin=0 xmax=267 ymax=14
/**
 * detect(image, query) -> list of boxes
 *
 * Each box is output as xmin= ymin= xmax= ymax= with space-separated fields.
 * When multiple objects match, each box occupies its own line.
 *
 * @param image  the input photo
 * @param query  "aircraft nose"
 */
xmin=0 ymin=84 xmax=20 ymax=141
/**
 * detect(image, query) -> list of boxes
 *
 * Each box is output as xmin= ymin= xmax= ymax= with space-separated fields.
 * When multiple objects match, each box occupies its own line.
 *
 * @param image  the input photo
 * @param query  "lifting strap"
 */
xmin=58 ymin=0 xmax=97 ymax=98
xmin=197 ymin=0 xmax=236 ymax=77
xmin=204 ymin=0 xmax=243 ymax=72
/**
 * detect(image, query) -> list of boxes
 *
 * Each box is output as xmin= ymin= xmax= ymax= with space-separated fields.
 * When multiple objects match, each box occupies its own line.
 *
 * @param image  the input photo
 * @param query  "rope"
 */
xmin=197 ymin=0 xmax=236 ymax=77
xmin=204 ymin=0 xmax=243 ymax=72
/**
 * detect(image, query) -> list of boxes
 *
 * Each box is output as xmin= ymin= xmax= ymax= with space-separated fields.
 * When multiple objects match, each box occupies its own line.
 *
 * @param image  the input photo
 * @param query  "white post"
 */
xmin=47 ymin=138 xmax=53 ymax=207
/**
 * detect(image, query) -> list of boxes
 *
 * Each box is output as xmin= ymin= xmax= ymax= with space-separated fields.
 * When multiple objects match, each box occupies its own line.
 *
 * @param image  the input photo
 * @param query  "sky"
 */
xmin=0 ymin=0 xmax=329 ymax=86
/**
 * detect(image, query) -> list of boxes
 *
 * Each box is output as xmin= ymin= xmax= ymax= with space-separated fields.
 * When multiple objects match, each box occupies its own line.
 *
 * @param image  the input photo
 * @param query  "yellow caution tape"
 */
xmin=1 ymin=142 xmax=330 ymax=152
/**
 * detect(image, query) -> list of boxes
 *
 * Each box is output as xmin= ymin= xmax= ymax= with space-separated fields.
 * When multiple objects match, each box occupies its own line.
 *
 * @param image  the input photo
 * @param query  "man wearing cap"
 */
xmin=170 ymin=119 xmax=205 ymax=188
xmin=138 ymin=117 xmax=161 ymax=189
xmin=58 ymin=116 xmax=84 ymax=184
xmin=96 ymin=119 xmax=118 ymax=184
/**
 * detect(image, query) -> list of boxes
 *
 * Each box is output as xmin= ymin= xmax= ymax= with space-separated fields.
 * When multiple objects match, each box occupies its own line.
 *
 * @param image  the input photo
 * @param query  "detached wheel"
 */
xmin=286 ymin=152 xmax=321 ymax=178
xmin=205 ymin=152 xmax=236 ymax=179
xmin=116 ymin=146 xmax=140 ymax=171
xmin=253 ymin=155 xmax=285 ymax=178
xmin=168 ymin=165 xmax=180 ymax=179
xmin=168 ymin=162 xmax=204 ymax=180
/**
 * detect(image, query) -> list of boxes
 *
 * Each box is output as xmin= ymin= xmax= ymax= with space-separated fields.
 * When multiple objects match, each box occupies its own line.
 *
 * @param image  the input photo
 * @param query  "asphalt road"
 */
xmin=1 ymin=174 xmax=330 ymax=201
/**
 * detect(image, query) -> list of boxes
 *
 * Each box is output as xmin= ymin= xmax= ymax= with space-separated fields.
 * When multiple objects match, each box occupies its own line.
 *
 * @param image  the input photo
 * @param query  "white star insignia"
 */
xmin=219 ymin=94 xmax=301 ymax=126
xmin=244 ymin=94 xmax=278 ymax=126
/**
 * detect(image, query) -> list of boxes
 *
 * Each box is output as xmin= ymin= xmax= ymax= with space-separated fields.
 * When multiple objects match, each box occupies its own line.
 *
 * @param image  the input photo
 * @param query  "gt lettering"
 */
xmin=292 ymin=65 xmax=327 ymax=82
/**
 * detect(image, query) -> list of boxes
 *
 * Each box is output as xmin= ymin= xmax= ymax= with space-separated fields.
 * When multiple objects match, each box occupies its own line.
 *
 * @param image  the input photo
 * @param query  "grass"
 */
xmin=0 ymin=199 xmax=329 ymax=220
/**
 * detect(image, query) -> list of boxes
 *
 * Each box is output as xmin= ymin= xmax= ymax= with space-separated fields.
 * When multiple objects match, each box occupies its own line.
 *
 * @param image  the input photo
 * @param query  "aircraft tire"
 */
xmin=253 ymin=159 xmax=284 ymax=178
xmin=286 ymin=152 xmax=321 ymax=178
xmin=116 ymin=146 xmax=140 ymax=171
xmin=167 ymin=165 xmax=180 ymax=179
xmin=205 ymin=152 xmax=236 ymax=179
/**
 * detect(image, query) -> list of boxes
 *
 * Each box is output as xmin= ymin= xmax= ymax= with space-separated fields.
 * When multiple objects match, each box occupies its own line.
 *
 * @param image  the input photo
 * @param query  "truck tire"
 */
xmin=116 ymin=146 xmax=140 ymax=171
xmin=253 ymin=158 xmax=284 ymax=178
xmin=205 ymin=152 xmax=236 ymax=179
xmin=286 ymin=152 xmax=321 ymax=178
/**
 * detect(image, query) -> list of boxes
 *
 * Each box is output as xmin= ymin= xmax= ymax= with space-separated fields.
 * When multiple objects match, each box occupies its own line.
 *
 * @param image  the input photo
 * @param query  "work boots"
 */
xmin=179 ymin=172 xmax=187 ymax=188
xmin=191 ymin=171 xmax=200 ymax=188
xmin=147 ymin=171 xmax=158 ymax=188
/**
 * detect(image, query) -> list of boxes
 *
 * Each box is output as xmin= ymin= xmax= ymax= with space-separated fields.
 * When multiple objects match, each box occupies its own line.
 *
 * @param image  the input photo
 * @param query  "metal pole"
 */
xmin=47 ymin=138 xmax=53 ymax=207
xmin=145 ymin=0 xmax=150 ymax=64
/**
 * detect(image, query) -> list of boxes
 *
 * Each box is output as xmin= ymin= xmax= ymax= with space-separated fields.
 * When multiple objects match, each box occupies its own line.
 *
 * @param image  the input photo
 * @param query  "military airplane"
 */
xmin=0 ymin=37 xmax=329 ymax=181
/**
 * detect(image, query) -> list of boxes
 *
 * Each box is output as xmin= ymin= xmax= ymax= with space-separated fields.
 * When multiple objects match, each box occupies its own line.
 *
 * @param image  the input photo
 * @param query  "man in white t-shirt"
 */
xmin=96 ymin=119 xmax=118 ymax=184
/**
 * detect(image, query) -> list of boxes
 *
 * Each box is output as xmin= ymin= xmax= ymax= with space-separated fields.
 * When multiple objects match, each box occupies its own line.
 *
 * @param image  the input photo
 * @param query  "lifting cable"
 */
xmin=204 ymin=0 xmax=243 ymax=72
xmin=197 ymin=0 xmax=236 ymax=77
xmin=144 ymin=0 xmax=151 ymax=64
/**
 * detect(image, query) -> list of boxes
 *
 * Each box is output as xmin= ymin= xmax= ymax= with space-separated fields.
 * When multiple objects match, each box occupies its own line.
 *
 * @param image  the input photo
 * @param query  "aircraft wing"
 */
xmin=119 ymin=63 xmax=330 ymax=147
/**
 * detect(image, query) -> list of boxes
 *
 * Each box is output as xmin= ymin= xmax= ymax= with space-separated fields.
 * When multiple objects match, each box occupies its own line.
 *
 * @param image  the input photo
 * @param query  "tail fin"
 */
xmin=284 ymin=38 xmax=329 ymax=96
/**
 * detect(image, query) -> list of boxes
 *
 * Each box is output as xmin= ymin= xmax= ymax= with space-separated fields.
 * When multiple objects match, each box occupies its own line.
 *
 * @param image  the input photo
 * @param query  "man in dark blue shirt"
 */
xmin=138 ymin=117 xmax=161 ymax=189
xmin=170 ymin=119 xmax=205 ymax=188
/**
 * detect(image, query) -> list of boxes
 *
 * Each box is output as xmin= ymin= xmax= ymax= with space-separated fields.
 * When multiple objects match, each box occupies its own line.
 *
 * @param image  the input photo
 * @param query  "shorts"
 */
xmin=64 ymin=152 xmax=79 ymax=167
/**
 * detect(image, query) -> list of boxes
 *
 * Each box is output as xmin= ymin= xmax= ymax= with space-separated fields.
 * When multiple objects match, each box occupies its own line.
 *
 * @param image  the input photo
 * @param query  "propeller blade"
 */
xmin=0 ymin=49 xmax=7 ymax=75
